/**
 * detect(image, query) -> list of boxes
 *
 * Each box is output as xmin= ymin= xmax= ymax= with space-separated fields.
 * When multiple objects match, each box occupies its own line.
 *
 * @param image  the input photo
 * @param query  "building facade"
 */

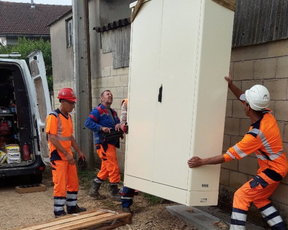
xmin=50 ymin=0 xmax=288 ymax=225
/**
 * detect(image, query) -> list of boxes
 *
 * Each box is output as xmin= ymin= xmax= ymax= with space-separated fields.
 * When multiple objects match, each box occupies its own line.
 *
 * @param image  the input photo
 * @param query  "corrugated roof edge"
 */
xmin=93 ymin=18 xmax=131 ymax=33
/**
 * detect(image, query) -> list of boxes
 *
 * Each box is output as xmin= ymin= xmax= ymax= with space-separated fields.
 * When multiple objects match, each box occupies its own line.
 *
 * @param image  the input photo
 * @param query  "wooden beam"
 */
xmin=131 ymin=0 xmax=145 ymax=22
xmin=212 ymin=0 xmax=235 ymax=11
xmin=15 ymin=184 xmax=46 ymax=194
xmin=17 ymin=210 xmax=132 ymax=230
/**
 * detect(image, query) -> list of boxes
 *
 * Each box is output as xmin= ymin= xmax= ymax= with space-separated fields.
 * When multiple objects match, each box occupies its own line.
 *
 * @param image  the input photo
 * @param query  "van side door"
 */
xmin=28 ymin=51 xmax=51 ymax=165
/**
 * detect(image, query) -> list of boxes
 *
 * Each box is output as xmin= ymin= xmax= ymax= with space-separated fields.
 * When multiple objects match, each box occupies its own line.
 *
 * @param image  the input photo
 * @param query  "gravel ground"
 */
xmin=0 ymin=172 xmax=196 ymax=230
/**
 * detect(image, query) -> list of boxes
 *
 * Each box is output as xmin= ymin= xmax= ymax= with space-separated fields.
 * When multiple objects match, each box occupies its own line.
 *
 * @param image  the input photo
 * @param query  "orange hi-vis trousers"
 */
xmin=230 ymin=171 xmax=285 ymax=230
xmin=51 ymin=160 xmax=79 ymax=215
xmin=96 ymin=144 xmax=120 ymax=183
xmin=51 ymin=160 xmax=79 ymax=197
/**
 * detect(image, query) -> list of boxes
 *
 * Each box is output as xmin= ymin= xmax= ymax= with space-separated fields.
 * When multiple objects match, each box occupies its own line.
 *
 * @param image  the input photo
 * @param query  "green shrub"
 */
xmin=0 ymin=37 xmax=53 ymax=91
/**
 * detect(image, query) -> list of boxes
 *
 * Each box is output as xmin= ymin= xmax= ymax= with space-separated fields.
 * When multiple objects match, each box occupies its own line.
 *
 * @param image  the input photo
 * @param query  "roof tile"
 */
xmin=0 ymin=1 xmax=71 ymax=36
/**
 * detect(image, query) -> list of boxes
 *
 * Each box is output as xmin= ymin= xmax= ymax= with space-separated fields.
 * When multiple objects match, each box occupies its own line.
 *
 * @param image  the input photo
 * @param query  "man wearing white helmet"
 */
xmin=188 ymin=76 xmax=288 ymax=230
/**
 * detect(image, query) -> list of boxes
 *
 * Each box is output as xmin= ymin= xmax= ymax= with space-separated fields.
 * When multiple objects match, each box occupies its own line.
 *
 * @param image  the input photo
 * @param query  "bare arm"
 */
xmin=225 ymin=75 xmax=243 ymax=100
xmin=187 ymin=154 xmax=225 ymax=168
xmin=48 ymin=134 xmax=75 ymax=164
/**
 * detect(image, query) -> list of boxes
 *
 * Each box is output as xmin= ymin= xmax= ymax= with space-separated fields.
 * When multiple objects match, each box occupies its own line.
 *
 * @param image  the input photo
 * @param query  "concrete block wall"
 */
xmin=90 ymin=51 xmax=129 ymax=172
xmin=220 ymin=39 xmax=288 ymax=221
xmin=52 ymin=81 xmax=75 ymax=109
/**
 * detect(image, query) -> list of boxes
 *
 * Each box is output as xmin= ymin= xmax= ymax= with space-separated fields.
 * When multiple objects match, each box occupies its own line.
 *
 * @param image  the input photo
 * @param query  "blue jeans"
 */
xmin=120 ymin=186 xmax=135 ymax=208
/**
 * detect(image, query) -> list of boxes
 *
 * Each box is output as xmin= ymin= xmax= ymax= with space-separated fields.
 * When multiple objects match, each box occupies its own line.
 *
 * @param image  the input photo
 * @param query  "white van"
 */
xmin=0 ymin=51 xmax=51 ymax=184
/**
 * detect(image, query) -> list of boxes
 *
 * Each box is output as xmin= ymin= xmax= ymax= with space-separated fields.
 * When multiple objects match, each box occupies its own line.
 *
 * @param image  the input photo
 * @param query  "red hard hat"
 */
xmin=57 ymin=88 xmax=77 ymax=102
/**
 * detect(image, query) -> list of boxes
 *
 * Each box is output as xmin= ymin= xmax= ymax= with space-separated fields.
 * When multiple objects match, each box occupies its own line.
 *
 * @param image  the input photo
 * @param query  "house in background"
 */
xmin=0 ymin=1 xmax=71 ymax=46
xmin=49 ymin=0 xmax=131 ymax=168
xmin=50 ymin=0 xmax=288 ymax=226
xmin=49 ymin=9 xmax=73 ymax=96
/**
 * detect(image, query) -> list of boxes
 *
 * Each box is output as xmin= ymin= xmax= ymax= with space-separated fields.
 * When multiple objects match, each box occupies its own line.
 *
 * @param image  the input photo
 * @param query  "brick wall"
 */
xmin=220 ymin=39 xmax=288 ymax=222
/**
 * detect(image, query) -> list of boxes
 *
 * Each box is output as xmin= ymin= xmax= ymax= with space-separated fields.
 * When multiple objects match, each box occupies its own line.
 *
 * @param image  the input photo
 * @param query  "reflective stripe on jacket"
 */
xmin=223 ymin=111 xmax=288 ymax=179
xmin=45 ymin=109 xmax=73 ymax=160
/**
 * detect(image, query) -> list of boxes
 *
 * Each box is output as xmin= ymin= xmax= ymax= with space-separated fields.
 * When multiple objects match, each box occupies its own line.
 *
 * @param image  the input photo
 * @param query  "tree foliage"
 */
xmin=0 ymin=37 xmax=53 ymax=91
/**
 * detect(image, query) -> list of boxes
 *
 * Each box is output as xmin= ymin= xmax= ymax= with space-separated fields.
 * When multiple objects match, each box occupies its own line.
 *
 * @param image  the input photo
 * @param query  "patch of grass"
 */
xmin=143 ymin=193 xmax=164 ymax=205
xmin=78 ymin=169 xmax=96 ymax=190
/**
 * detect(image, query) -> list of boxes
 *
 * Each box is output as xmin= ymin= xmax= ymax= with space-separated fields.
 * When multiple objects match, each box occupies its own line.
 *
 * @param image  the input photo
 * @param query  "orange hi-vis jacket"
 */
xmin=224 ymin=111 xmax=288 ymax=180
xmin=46 ymin=109 xmax=73 ymax=161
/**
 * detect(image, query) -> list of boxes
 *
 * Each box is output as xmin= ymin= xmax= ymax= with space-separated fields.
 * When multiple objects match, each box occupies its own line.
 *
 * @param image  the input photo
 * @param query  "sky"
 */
xmin=0 ymin=0 xmax=71 ymax=5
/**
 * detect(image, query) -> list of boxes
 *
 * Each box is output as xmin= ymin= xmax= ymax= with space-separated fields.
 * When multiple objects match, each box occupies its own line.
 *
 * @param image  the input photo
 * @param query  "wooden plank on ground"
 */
xmin=44 ymin=213 xmax=115 ymax=230
xmin=17 ymin=209 xmax=132 ymax=230
xmin=20 ymin=210 xmax=105 ymax=230
xmin=15 ymin=184 xmax=47 ymax=194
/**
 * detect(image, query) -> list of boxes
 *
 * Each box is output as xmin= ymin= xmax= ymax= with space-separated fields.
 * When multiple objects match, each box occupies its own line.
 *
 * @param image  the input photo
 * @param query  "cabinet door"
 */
xmin=125 ymin=0 xmax=163 ymax=179
xmin=126 ymin=0 xmax=234 ymax=206
xmin=152 ymin=0 xmax=202 ymax=189
xmin=187 ymin=0 xmax=234 ymax=205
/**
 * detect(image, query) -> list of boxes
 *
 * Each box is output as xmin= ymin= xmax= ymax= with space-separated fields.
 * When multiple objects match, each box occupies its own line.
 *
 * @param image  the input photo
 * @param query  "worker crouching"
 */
xmin=188 ymin=77 xmax=288 ymax=230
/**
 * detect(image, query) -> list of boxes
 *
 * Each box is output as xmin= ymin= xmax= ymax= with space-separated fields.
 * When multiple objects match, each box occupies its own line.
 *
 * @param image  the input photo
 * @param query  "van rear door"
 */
xmin=28 ymin=51 xmax=51 ymax=165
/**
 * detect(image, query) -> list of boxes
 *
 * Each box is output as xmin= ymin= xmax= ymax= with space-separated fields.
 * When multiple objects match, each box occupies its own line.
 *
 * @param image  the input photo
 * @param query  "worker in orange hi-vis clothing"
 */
xmin=46 ymin=88 xmax=86 ymax=218
xmin=188 ymin=76 xmax=288 ymax=230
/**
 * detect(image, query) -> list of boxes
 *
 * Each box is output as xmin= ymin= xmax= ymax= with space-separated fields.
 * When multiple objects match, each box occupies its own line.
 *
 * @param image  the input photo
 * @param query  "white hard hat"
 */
xmin=240 ymin=85 xmax=270 ymax=111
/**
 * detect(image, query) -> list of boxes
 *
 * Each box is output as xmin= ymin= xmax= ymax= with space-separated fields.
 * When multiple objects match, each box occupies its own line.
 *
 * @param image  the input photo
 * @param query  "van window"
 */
xmin=29 ymin=59 xmax=47 ymax=123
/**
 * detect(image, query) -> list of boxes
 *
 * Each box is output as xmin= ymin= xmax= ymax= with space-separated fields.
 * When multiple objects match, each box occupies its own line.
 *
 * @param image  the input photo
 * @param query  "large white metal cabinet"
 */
xmin=125 ymin=0 xmax=234 ymax=206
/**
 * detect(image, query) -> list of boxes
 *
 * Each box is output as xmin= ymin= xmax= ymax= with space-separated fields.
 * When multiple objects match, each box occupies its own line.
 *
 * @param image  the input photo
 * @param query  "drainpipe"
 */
xmin=72 ymin=0 xmax=93 ymax=166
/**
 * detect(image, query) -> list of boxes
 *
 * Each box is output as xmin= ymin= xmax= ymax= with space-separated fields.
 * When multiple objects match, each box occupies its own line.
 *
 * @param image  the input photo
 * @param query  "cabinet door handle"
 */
xmin=158 ymin=85 xmax=163 ymax=103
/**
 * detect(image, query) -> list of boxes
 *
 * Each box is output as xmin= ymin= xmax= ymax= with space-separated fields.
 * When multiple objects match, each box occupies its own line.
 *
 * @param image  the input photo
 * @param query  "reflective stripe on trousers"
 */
xmin=66 ymin=191 xmax=78 ymax=207
xmin=54 ymin=196 xmax=66 ymax=214
xmin=230 ymin=208 xmax=247 ymax=230
xmin=259 ymin=203 xmax=286 ymax=229
xmin=230 ymin=172 xmax=285 ymax=230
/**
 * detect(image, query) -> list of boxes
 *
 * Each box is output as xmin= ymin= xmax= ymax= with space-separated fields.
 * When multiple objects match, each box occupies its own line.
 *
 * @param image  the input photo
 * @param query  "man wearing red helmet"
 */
xmin=46 ymin=88 xmax=86 ymax=218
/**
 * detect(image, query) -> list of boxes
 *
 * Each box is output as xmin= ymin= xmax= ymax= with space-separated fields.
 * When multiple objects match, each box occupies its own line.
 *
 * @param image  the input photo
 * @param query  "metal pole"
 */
xmin=72 ymin=0 xmax=93 ymax=165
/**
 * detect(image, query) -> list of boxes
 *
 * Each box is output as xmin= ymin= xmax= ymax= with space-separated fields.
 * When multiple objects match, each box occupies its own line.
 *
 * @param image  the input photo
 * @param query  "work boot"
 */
xmin=54 ymin=211 xmax=67 ymax=218
xmin=89 ymin=179 xmax=106 ymax=200
xmin=109 ymin=184 xmax=121 ymax=201
xmin=67 ymin=204 xmax=87 ymax=214
xmin=122 ymin=207 xmax=132 ymax=213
